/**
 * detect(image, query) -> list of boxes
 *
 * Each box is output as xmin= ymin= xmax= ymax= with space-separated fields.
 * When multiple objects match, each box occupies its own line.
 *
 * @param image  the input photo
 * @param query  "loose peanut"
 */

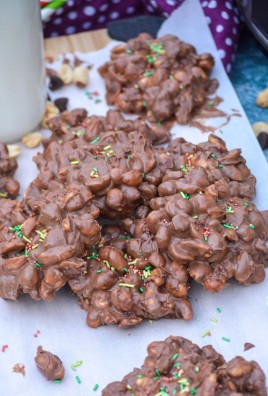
xmin=41 ymin=101 xmax=59 ymax=128
xmin=22 ymin=132 xmax=42 ymax=148
xmin=256 ymin=87 xmax=268 ymax=107
xmin=73 ymin=65 xmax=89 ymax=87
xmin=252 ymin=121 xmax=268 ymax=137
xmin=58 ymin=64 xmax=74 ymax=85
xmin=7 ymin=144 xmax=21 ymax=158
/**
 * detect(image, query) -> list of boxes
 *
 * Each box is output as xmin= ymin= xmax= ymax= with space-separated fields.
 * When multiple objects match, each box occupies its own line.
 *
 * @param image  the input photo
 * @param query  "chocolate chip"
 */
xmin=49 ymin=75 xmax=64 ymax=91
xmin=257 ymin=132 xmax=268 ymax=149
xmin=244 ymin=342 xmax=255 ymax=351
xmin=54 ymin=97 xmax=69 ymax=113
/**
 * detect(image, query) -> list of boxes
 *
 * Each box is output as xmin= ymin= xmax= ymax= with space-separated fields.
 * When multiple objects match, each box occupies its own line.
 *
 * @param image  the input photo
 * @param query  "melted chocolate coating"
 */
xmin=0 ymin=143 xmax=19 ymax=198
xmin=69 ymin=226 xmax=192 ymax=328
xmin=35 ymin=346 xmax=65 ymax=380
xmin=99 ymin=33 xmax=217 ymax=125
xmin=0 ymin=184 xmax=100 ymax=301
xmin=46 ymin=108 xmax=171 ymax=146
xmin=122 ymin=194 xmax=267 ymax=292
xmin=103 ymin=336 xmax=267 ymax=396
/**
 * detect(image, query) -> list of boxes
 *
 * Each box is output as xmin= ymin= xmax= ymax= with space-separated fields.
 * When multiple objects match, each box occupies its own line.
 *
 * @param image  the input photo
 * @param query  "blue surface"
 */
xmin=230 ymin=30 xmax=268 ymax=160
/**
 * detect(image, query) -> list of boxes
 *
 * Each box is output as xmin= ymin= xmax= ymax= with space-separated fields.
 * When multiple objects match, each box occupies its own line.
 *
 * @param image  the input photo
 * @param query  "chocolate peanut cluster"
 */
xmin=122 ymin=193 xmax=267 ymax=293
xmin=69 ymin=225 xmax=192 ymax=328
xmin=0 ymin=143 xmax=19 ymax=198
xmin=103 ymin=336 xmax=267 ymax=396
xmin=0 ymin=183 xmax=100 ymax=301
xmin=46 ymin=108 xmax=171 ymax=145
xmin=99 ymin=34 xmax=217 ymax=125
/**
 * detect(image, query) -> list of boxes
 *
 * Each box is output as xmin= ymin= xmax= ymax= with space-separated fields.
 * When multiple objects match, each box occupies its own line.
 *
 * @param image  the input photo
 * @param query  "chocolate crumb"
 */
xmin=244 ymin=342 xmax=255 ymax=352
xmin=49 ymin=75 xmax=64 ymax=91
xmin=54 ymin=97 xmax=69 ymax=113
xmin=12 ymin=363 xmax=25 ymax=376
xmin=257 ymin=132 xmax=268 ymax=149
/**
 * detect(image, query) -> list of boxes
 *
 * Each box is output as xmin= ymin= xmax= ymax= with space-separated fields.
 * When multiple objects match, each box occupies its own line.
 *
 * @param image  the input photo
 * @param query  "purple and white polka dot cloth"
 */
xmin=43 ymin=0 xmax=241 ymax=70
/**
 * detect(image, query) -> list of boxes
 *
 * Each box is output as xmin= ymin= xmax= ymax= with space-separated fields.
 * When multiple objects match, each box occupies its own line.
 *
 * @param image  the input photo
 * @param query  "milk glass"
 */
xmin=0 ymin=0 xmax=46 ymax=143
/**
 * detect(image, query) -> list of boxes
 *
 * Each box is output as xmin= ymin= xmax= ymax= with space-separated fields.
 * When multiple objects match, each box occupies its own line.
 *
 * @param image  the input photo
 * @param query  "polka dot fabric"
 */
xmin=43 ymin=0 xmax=241 ymax=71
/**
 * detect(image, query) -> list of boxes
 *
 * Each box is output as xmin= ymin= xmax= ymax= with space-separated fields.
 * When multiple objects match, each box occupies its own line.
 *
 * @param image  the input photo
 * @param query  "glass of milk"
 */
xmin=0 ymin=0 xmax=46 ymax=143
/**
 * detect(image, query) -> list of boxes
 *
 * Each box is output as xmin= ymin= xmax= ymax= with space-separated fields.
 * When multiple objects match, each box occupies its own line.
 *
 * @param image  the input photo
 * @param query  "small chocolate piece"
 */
xmin=12 ymin=363 xmax=25 ymax=376
xmin=244 ymin=342 xmax=255 ymax=351
xmin=0 ymin=143 xmax=19 ymax=198
xmin=49 ymin=75 xmax=64 ymax=91
xmin=54 ymin=97 xmax=69 ymax=113
xmin=103 ymin=336 xmax=267 ymax=396
xmin=257 ymin=132 xmax=268 ymax=149
xmin=35 ymin=346 xmax=65 ymax=381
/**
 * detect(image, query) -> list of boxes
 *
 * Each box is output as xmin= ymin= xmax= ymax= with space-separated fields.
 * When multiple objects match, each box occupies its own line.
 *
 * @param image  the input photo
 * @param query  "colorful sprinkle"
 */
xmin=91 ymin=137 xmax=100 ymax=144
xmin=76 ymin=375 xmax=81 ymax=384
xmin=222 ymin=337 xmax=231 ymax=342
xmin=53 ymin=379 xmax=62 ymax=383
xmin=201 ymin=330 xmax=211 ymax=338
xmin=217 ymin=307 xmax=222 ymax=313
xmin=93 ymin=384 xmax=99 ymax=391
xmin=118 ymin=283 xmax=134 ymax=288
xmin=249 ymin=224 xmax=255 ymax=229
xmin=70 ymin=160 xmax=80 ymax=165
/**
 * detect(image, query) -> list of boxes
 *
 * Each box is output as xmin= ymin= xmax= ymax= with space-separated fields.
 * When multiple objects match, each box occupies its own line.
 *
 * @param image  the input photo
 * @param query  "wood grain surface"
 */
xmin=44 ymin=29 xmax=111 ymax=58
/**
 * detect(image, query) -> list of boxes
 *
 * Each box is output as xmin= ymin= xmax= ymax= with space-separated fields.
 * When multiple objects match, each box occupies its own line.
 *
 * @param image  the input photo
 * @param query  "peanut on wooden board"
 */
xmin=22 ymin=132 xmax=42 ymax=148
xmin=7 ymin=144 xmax=21 ymax=158
xmin=256 ymin=87 xmax=268 ymax=108
xmin=41 ymin=101 xmax=59 ymax=129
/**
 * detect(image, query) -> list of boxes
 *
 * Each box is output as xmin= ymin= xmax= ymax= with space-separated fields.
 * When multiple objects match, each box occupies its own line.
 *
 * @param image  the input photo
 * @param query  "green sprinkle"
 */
xmin=24 ymin=249 xmax=29 ymax=257
xmin=22 ymin=235 xmax=31 ymax=243
xmin=93 ymin=384 xmax=99 ymax=391
xmin=223 ymin=222 xmax=233 ymax=229
xmin=128 ymin=258 xmax=139 ymax=266
xmin=155 ymin=369 xmax=160 ymax=377
xmin=126 ymin=49 xmax=133 ymax=54
xmin=222 ymin=337 xmax=231 ymax=342
xmin=118 ymin=283 xmax=134 ymax=288
xmin=104 ymin=157 xmax=108 ymax=161
xmin=76 ymin=376 xmax=81 ymax=384
xmin=66 ymin=125 xmax=71 ymax=129
xmin=178 ymin=379 xmax=190 ymax=386
xmin=210 ymin=317 xmax=218 ymax=323
xmin=244 ymin=202 xmax=249 ymax=207
xmin=137 ymin=374 xmax=143 ymax=378
xmin=144 ymin=71 xmax=152 ymax=77
xmin=173 ymin=363 xmax=182 ymax=367
xmin=139 ymin=287 xmax=144 ymax=293
xmin=147 ymin=55 xmax=156 ymax=63
xmin=145 ymin=265 xmax=152 ymax=271
xmin=169 ymin=74 xmax=174 ymax=79
xmin=35 ymin=262 xmax=41 ymax=268
xmin=0 ymin=192 xmax=7 ymax=198
xmin=218 ymin=164 xmax=223 ymax=168
xmin=217 ymin=307 xmax=222 ymax=313
xmin=96 ymin=269 xmax=102 ymax=274
xmin=70 ymin=160 xmax=80 ymax=165
xmin=190 ymin=389 xmax=197 ymax=395
xmin=74 ymin=130 xmax=85 ymax=137
xmin=91 ymin=137 xmax=100 ymax=144
xmin=210 ymin=153 xmax=216 ymax=158
xmin=123 ymin=267 xmax=128 ymax=272
xmin=104 ymin=145 xmax=111 ymax=150
xmin=142 ymin=172 xmax=145 ymax=178
xmin=226 ymin=206 xmax=234 ymax=214
xmin=53 ymin=379 xmax=62 ymax=383
xmin=143 ymin=101 xmax=147 ymax=107
xmin=201 ymin=330 xmax=210 ymax=338
xmin=172 ymin=390 xmax=177 ymax=395
xmin=172 ymin=353 xmax=178 ymax=360
xmin=249 ymin=223 xmax=255 ymax=229
xmin=180 ymin=191 xmax=190 ymax=200
xmin=204 ymin=236 xmax=208 ymax=242
xmin=209 ymin=100 xmax=214 ymax=106
xmin=93 ymin=167 xmax=98 ymax=172
xmin=179 ymin=384 xmax=185 ymax=392
xmin=156 ymin=121 xmax=161 ymax=126
xmin=94 ymin=98 xmax=102 ymax=104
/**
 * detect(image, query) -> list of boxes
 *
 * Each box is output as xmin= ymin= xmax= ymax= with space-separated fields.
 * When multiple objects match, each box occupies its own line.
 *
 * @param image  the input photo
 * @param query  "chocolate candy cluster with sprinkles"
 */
xmin=69 ymin=225 xmax=192 ymax=328
xmin=46 ymin=108 xmax=171 ymax=146
xmin=0 ymin=184 xmax=100 ymax=300
xmin=0 ymin=143 xmax=20 ymax=198
xmin=98 ymin=33 xmax=217 ymax=125
xmin=122 ymin=194 xmax=267 ymax=293
xmin=102 ymin=336 xmax=267 ymax=396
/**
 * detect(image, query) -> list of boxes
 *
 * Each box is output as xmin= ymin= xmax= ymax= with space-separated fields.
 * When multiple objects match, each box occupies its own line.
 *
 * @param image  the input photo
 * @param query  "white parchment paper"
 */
xmin=1 ymin=0 xmax=267 ymax=394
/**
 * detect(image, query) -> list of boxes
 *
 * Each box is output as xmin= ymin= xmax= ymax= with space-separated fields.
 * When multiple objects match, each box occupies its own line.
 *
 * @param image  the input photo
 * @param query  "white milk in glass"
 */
xmin=0 ymin=0 xmax=46 ymax=143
